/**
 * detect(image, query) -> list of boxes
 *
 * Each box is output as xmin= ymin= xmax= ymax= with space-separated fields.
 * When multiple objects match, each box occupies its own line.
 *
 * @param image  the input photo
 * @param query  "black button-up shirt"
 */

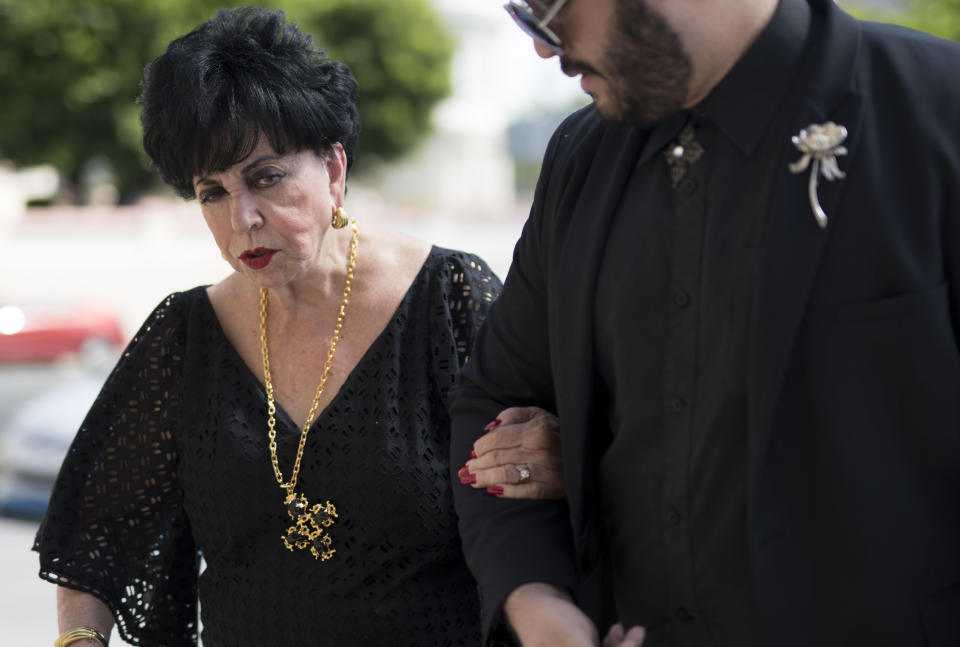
xmin=593 ymin=1 xmax=812 ymax=645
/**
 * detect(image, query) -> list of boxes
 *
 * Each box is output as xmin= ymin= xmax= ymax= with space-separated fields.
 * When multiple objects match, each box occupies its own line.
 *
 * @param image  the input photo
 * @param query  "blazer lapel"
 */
xmin=748 ymin=1 xmax=866 ymax=491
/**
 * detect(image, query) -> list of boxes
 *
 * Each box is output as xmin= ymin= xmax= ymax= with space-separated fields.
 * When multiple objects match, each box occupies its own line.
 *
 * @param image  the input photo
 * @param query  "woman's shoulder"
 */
xmin=356 ymin=222 xmax=499 ymax=282
xmin=127 ymin=285 xmax=212 ymax=348
xmin=423 ymin=246 xmax=502 ymax=298
xmin=426 ymin=245 xmax=497 ymax=274
xmin=351 ymin=223 xmax=424 ymax=279
xmin=142 ymin=285 xmax=211 ymax=325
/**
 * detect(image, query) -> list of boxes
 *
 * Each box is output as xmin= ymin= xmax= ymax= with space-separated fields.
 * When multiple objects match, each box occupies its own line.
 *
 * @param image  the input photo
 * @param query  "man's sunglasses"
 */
xmin=503 ymin=0 xmax=569 ymax=55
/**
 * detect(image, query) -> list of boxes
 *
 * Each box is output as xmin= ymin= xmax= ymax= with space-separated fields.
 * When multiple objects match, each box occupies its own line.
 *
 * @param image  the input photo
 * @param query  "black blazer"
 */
xmin=451 ymin=1 xmax=960 ymax=645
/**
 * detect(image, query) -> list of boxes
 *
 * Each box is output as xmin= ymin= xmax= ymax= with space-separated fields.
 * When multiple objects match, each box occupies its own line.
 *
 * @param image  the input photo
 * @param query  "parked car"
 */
xmin=0 ymin=375 xmax=104 ymax=519
xmin=0 ymin=302 xmax=125 ymax=363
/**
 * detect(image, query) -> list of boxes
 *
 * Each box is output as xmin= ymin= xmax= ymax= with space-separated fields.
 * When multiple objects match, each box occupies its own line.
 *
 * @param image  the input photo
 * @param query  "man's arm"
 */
xmin=450 ymin=237 xmax=582 ymax=643
xmin=449 ymin=116 xmax=586 ymax=644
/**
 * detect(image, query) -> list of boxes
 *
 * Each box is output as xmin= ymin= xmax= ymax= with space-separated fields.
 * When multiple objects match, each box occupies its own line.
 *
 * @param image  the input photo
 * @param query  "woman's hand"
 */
xmin=456 ymin=406 xmax=563 ymax=499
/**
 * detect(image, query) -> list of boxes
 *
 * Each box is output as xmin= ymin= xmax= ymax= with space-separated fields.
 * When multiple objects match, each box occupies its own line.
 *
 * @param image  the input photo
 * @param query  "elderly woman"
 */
xmin=33 ymin=8 xmax=562 ymax=647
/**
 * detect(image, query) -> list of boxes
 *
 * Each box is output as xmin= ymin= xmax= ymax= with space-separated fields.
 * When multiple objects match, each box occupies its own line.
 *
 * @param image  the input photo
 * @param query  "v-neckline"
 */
xmin=200 ymin=246 xmax=437 ymax=433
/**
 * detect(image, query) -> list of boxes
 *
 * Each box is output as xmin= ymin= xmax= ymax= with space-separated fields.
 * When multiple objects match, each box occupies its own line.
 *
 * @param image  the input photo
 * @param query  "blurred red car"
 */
xmin=0 ymin=303 xmax=125 ymax=363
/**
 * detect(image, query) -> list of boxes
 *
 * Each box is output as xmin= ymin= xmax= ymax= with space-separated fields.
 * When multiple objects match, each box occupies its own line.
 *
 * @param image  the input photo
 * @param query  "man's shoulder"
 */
xmin=553 ymin=104 xmax=603 ymax=141
xmin=845 ymin=18 xmax=960 ymax=125
xmin=546 ymin=104 xmax=641 ymax=166
xmin=857 ymin=17 xmax=960 ymax=51
xmin=854 ymin=18 xmax=960 ymax=83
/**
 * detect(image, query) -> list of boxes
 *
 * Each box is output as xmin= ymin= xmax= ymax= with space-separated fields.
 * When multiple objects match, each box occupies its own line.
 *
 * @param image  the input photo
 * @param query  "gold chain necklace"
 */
xmin=259 ymin=219 xmax=358 ymax=560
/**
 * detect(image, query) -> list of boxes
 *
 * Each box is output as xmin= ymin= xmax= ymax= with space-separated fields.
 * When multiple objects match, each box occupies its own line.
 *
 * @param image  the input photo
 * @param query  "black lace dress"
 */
xmin=34 ymin=247 xmax=501 ymax=646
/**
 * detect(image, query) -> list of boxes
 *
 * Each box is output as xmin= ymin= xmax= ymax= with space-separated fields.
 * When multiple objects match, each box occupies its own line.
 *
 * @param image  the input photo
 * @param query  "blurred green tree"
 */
xmin=839 ymin=0 xmax=960 ymax=42
xmin=0 ymin=0 xmax=452 ymax=202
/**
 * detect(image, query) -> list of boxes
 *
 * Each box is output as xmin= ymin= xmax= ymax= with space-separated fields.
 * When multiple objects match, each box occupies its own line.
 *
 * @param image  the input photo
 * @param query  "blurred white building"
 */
xmin=0 ymin=163 xmax=58 ymax=236
xmin=368 ymin=0 xmax=583 ymax=217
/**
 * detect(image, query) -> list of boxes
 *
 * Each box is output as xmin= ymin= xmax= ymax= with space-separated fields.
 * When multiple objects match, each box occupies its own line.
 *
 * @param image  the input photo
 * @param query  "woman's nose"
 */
xmin=230 ymin=194 xmax=263 ymax=232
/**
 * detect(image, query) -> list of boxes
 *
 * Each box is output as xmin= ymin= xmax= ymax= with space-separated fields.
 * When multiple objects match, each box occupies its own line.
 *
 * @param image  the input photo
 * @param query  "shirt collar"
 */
xmin=694 ymin=0 xmax=812 ymax=156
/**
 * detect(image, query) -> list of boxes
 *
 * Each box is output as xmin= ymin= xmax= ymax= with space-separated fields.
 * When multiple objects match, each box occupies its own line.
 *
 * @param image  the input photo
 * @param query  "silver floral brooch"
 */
xmin=789 ymin=122 xmax=848 ymax=229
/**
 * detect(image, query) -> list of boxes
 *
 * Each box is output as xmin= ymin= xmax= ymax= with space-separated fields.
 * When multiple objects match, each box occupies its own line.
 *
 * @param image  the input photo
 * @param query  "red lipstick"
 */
xmin=239 ymin=248 xmax=277 ymax=270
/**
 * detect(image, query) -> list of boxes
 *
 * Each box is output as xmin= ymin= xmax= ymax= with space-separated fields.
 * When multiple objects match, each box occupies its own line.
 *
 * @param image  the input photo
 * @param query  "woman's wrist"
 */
xmin=54 ymin=626 xmax=107 ymax=647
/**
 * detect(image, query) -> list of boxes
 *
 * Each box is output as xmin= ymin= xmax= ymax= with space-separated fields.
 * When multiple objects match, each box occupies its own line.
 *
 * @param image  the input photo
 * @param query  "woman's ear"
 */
xmin=326 ymin=143 xmax=347 ymax=183
xmin=324 ymin=142 xmax=348 ymax=202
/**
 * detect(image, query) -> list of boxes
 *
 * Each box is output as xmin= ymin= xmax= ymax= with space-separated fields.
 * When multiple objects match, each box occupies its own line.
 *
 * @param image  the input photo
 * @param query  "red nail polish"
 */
xmin=483 ymin=419 xmax=502 ymax=431
xmin=487 ymin=486 xmax=504 ymax=495
xmin=462 ymin=473 xmax=477 ymax=485
xmin=457 ymin=466 xmax=469 ymax=479
xmin=469 ymin=450 xmax=477 ymax=459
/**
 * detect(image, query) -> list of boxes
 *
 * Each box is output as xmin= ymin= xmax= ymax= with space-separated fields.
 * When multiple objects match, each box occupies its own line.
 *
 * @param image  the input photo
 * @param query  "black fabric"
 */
xmin=450 ymin=0 xmax=960 ymax=644
xmin=35 ymin=247 xmax=500 ymax=646
xmin=593 ymin=117 xmax=757 ymax=645
xmin=589 ymin=3 xmax=811 ymax=643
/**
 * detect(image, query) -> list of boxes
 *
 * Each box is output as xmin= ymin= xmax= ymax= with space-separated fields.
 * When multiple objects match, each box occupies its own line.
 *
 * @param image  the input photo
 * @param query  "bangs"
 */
xmin=189 ymin=86 xmax=298 ymax=185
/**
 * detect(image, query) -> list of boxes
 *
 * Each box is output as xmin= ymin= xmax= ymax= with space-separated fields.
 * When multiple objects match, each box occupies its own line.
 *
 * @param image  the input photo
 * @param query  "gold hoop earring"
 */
xmin=331 ymin=206 xmax=349 ymax=229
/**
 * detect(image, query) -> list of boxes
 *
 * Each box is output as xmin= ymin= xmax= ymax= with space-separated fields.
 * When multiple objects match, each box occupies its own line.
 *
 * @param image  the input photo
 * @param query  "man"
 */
xmin=450 ymin=0 xmax=960 ymax=645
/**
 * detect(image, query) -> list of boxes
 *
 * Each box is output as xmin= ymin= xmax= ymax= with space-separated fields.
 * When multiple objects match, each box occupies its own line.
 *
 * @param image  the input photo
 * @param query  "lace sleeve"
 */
xmin=429 ymin=250 xmax=503 ymax=410
xmin=33 ymin=293 xmax=199 ymax=647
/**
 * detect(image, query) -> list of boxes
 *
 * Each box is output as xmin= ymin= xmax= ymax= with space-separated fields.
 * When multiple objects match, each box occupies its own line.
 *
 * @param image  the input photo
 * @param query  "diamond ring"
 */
xmin=516 ymin=464 xmax=532 ymax=484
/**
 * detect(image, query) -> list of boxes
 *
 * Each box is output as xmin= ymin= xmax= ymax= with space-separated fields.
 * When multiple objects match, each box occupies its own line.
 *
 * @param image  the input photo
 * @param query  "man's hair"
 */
xmin=138 ymin=7 xmax=360 ymax=199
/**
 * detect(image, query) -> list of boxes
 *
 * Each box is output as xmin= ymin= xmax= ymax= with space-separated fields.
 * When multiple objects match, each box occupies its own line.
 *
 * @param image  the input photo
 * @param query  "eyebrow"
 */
xmin=194 ymin=154 xmax=285 ymax=187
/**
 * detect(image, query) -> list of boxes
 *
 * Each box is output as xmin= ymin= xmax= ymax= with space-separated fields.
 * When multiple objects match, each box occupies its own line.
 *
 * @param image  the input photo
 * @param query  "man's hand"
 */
xmin=504 ymin=582 xmax=599 ymax=646
xmin=603 ymin=623 xmax=646 ymax=646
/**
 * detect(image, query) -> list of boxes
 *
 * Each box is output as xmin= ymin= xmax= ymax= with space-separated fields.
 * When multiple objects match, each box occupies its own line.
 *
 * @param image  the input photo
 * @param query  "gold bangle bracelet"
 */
xmin=54 ymin=627 xmax=107 ymax=647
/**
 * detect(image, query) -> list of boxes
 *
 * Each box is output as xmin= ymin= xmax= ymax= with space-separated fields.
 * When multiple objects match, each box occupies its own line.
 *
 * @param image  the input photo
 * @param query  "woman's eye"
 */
xmin=253 ymin=172 xmax=284 ymax=189
xmin=198 ymin=187 xmax=225 ymax=204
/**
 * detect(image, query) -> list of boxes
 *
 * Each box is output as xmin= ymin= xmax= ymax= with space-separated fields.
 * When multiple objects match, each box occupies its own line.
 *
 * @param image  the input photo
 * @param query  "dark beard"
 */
xmin=591 ymin=0 xmax=693 ymax=125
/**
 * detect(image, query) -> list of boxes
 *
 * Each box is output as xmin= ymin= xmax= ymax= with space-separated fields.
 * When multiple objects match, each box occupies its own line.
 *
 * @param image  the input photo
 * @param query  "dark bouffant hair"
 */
xmin=138 ymin=7 xmax=360 ymax=199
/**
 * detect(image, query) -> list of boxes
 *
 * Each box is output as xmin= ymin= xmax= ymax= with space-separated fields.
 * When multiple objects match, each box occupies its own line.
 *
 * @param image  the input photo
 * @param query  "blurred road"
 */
xmin=0 ymin=515 xmax=55 ymax=646
xmin=0 ymin=515 xmax=136 ymax=646
xmin=0 ymin=363 xmax=75 ymax=421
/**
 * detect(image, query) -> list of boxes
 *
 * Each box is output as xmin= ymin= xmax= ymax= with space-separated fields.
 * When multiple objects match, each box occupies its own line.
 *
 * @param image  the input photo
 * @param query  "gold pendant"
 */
xmin=281 ymin=491 xmax=338 ymax=560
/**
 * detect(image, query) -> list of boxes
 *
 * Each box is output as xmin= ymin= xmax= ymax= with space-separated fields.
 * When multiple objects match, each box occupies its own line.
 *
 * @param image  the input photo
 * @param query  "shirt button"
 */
xmin=667 ymin=508 xmax=682 ymax=525
xmin=674 ymin=290 xmax=690 ymax=307
xmin=670 ymin=398 xmax=686 ymax=414
xmin=675 ymin=608 xmax=694 ymax=622
xmin=680 ymin=177 xmax=698 ymax=194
